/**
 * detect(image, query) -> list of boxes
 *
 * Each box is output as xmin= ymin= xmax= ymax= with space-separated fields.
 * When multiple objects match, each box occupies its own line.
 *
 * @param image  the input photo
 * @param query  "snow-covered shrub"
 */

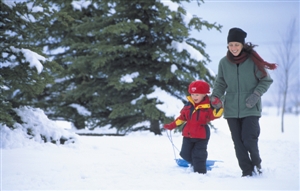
xmin=0 ymin=106 xmax=78 ymax=148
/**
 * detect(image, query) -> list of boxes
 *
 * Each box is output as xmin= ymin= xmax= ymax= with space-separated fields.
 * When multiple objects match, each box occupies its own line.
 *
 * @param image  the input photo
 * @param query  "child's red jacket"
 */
xmin=166 ymin=95 xmax=223 ymax=139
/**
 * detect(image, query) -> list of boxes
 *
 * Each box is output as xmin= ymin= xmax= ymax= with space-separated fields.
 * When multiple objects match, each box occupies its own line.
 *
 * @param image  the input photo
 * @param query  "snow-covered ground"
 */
xmin=1 ymin=107 xmax=299 ymax=190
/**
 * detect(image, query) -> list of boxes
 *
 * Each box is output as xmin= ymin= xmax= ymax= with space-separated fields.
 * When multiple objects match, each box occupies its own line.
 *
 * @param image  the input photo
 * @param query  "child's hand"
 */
xmin=164 ymin=122 xmax=176 ymax=130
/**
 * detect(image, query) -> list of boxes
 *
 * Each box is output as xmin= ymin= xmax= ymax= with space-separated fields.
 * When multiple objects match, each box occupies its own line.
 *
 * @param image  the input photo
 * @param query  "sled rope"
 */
xmin=165 ymin=130 xmax=180 ymax=160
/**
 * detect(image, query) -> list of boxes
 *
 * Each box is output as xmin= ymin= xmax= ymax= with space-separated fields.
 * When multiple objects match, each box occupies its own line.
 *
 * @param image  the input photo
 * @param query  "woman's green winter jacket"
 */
xmin=212 ymin=56 xmax=273 ymax=118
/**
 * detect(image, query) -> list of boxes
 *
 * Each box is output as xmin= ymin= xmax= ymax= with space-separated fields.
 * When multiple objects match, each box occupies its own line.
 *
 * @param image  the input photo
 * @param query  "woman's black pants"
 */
xmin=227 ymin=116 xmax=262 ymax=176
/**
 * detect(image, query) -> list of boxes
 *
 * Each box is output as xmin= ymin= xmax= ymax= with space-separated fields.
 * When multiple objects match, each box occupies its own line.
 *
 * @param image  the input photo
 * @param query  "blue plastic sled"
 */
xmin=175 ymin=158 xmax=222 ymax=170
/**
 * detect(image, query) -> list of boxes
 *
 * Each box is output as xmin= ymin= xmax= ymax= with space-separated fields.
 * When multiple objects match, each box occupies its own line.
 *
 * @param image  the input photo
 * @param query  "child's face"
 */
xmin=191 ymin=93 xmax=206 ymax=104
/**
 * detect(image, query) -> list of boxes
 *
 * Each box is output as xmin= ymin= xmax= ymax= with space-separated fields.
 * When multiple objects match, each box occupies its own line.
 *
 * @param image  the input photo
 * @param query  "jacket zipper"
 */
xmin=237 ymin=64 xmax=240 ymax=118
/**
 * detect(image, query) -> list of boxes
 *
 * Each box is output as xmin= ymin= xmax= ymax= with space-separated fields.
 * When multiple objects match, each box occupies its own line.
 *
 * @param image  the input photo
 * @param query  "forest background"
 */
xmin=1 ymin=0 xmax=299 ymax=144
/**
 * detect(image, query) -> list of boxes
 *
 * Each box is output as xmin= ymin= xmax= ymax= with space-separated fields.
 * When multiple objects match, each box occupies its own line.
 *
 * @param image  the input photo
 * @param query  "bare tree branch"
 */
xmin=273 ymin=17 xmax=299 ymax=133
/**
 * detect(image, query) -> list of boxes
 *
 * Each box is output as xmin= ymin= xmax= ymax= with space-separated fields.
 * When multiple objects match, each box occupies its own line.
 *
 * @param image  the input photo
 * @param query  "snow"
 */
xmin=147 ymin=87 xmax=184 ymax=117
xmin=69 ymin=103 xmax=92 ymax=117
xmin=1 ymin=105 xmax=299 ymax=190
xmin=120 ymin=72 xmax=139 ymax=83
xmin=1 ymin=107 xmax=78 ymax=148
xmin=5 ymin=46 xmax=45 ymax=74
xmin=71 ymin=0 xmax=92 ymax=11
xmin=168 ymin=40 xmax=204 ymax=62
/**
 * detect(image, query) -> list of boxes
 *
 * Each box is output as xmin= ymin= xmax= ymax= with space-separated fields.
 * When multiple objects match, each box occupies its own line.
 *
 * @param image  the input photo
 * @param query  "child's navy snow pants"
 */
xmin=179 ymin=125 xmax=210 ymax=174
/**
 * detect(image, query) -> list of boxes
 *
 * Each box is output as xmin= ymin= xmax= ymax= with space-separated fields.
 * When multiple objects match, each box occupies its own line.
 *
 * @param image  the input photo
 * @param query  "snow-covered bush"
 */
xmin=1 ymin=106 xmax=78 ymax=148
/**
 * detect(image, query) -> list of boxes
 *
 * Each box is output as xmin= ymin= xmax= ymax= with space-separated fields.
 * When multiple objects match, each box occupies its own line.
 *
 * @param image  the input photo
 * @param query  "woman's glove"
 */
xmin=246 ymin=91 xmax=260 ymax=108
xmin=211 ymin=96 xmax=222 ymax=109
xmin=163 ymin=122 xmax=176 ymax=130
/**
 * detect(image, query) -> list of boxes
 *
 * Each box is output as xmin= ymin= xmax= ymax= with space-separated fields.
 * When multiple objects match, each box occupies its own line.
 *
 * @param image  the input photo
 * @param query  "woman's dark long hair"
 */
xmin=244 ymin=42 xmax=277 ymax=77
xmin=243 ymin=42 xmax=257 ymax=53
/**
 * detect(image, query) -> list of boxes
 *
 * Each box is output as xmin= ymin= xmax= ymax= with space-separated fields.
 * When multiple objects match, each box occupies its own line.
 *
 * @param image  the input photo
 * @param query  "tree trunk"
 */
xmin=74 ymin=115 xmax=85 ymax=130
xmin=281 ymin=97 xmax=285 ymax=133
xmin=281 ymin=73 xmax=289 ymax=133
xmin=150 ymin=119 xmax=162 ymax=135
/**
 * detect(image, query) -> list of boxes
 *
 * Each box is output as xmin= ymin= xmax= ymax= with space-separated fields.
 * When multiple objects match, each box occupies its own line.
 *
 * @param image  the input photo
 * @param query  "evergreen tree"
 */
xmin=0 ymin=1 xmax=59 ymax=127
xmin=35 ymin=0 xmax=221 ymax=135
xmin=31 ymin=0 xmax=114 ymax=130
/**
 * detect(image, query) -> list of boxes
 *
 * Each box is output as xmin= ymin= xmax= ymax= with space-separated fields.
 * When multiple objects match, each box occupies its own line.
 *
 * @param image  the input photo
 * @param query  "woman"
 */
xmin=210 ymin=27 xmax=277 ymax=177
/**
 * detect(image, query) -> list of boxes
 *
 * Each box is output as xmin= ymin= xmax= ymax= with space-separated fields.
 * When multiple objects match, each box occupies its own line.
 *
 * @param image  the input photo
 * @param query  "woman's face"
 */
xmin=228 ymin=42 xmax=243 ymax=56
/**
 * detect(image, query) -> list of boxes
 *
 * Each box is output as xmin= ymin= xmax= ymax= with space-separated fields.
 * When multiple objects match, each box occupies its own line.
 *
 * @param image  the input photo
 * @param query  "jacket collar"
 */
xmin=186 ymin=95 xmax=211 ymax=109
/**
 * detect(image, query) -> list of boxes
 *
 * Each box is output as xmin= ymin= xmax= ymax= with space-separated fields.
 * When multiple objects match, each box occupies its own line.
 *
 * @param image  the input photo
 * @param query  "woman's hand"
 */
xmin=246 ymin=91 xmax=260 ymax=108
xmin=211 ymin=96 xmax=222 ymax=109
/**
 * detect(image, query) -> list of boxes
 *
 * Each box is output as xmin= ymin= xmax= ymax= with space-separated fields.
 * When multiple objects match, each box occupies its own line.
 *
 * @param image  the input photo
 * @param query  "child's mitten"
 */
xmin=163 ymin=122 xmax=176 ymax=130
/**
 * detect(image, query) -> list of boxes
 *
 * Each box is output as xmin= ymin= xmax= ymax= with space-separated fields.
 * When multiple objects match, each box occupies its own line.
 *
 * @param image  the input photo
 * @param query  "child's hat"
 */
xmin=188 ymin=80 xmax=210 ymax=94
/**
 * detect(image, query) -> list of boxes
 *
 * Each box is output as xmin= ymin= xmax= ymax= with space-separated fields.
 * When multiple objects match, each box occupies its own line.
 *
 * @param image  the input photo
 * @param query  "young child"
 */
xmin=164 ymin=80 xmax=223 ymax=174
